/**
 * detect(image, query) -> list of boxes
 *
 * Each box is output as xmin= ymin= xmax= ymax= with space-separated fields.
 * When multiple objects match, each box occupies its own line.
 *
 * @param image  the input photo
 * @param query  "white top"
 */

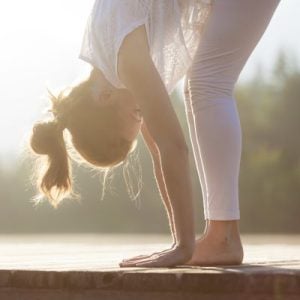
xmin=79 ymin=0 xmax=213 ymax=94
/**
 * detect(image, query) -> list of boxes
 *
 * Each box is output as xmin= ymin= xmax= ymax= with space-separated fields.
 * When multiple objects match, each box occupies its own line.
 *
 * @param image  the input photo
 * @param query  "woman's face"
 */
xmin=113 ymin=88 xmax=143 ymax=142
xmin=91 ymin=82 xmax=143 ymax=142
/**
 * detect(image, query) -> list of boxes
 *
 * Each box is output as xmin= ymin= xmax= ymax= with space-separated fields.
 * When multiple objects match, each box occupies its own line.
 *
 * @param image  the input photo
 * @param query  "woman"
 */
xmin=29 ymin=0 xmax=280 ymax=267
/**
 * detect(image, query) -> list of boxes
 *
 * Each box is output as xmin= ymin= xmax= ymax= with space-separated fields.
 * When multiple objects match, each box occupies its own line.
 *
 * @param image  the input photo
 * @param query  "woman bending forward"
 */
xmin=29 ymin=0 xmax=281 ymax=267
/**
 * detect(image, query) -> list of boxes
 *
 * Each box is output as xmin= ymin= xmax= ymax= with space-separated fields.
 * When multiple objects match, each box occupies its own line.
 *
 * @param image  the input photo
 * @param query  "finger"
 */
xmin=135 ymin=260 xmax=162 ymax=268
xmin=119 ymin=260 xmax=147 ymax=267
xmin=122 ymin=254 xmax=150 ymax=262
xmin=120 ymin=256 xmax=157 ymax=267
xmin=122 ymin=250 xmax=164 ymax=263
xmin=119 ymin=261 xmax=137 ymax=267
xmin=121 ymin=254 xmax=156 ymax=265
xmin=120 ymin=254 xmax=161 ymax=267
xmin=127 ymin=249 xmax=173 ymax=265
xmin=135 ymin=255 xmax=175 ymax=268
xmin=123 ymin=245 xmax=176 ymax=263
xmin=122 ymin=247 xmax=173 ymax=262
xmin=121 ymin=249 xmax=168 ymax=264
xmin=135 ymin=251 xmax=185 ymax=268
xmin=120 ymin=247 xmax=178 ymax=267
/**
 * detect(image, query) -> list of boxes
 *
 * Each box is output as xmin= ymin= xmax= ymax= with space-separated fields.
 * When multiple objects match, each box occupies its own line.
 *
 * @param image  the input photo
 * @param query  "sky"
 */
xmin=0 ymin=0 xmax=299 ymax=166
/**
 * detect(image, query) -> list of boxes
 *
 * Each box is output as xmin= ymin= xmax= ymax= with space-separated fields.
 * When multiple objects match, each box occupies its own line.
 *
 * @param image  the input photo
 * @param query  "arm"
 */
xmin=118 ymin=25 xmax=195 ymax=267
xmin=141 ymin=122 xmax=177 ymax=246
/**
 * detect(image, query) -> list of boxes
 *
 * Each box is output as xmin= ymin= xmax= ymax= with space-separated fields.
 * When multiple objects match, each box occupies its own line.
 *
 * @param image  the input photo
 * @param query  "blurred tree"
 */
xmin=237 ymin=49 xmax=300 ymax=232
xmin=0 ymin=49 xmax=299 ymax=233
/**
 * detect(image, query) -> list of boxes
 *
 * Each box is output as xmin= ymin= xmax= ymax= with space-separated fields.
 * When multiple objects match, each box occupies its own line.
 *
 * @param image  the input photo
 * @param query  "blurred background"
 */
xmin=0 ymin=0 xmax=299 ymax=235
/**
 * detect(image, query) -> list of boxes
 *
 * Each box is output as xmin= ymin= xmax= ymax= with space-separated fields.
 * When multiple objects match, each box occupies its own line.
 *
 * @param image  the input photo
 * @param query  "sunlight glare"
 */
xmin=0 ymin=0 xmax=299 ymax=166
xmin=0 ymin=0 xmax=93 ymax=164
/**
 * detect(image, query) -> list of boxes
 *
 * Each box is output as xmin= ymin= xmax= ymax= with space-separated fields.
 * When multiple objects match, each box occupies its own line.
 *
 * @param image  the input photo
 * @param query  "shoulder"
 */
xmin=118 ymin=25 xmax=150 ymax=72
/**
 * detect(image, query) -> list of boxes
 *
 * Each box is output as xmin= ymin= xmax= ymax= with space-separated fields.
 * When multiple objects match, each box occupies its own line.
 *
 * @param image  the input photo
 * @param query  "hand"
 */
xmin=120 ymin=242 xmax=177 ymax=264
xmin=119 ymin=244 xmax=194 ymax=268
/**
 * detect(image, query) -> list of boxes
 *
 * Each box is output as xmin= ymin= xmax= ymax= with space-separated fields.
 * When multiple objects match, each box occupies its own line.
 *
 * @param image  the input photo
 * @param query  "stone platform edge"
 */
xmin=0 ymin=267 xmax=299 ymax=295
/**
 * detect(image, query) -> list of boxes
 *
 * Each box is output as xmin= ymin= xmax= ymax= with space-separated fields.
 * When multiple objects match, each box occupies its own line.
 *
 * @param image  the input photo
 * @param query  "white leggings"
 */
xmin=184 ymin=0 xmax=280 ymax=220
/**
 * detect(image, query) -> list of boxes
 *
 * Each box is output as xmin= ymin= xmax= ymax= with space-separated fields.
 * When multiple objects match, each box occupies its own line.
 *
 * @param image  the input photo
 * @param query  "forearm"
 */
xmin=142 ymin=122 xmax=177 ymax=245
xmin=151 ymin=155 xmax=177 ymax=244
xmin=158 ymin=146 xmax=195 ymax=248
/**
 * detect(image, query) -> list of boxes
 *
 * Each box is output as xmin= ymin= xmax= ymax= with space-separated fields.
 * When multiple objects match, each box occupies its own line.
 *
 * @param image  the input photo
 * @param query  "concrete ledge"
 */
xmin=0 ymin=264 xmax=299 ymax=300
xmin=0 ymin=234 xmax=299 ymax=299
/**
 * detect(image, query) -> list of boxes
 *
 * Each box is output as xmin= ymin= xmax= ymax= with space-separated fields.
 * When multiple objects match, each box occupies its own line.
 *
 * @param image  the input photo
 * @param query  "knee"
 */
xmin=186 ymin=66 xmax=236 ymax=112
xmin=186 ymin=44 xmax=245 ymax=110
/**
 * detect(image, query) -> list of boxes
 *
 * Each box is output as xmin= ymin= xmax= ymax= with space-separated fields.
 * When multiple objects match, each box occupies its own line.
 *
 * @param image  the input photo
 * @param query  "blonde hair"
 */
xmin=29 ymin=77 xmax=138 ymax=207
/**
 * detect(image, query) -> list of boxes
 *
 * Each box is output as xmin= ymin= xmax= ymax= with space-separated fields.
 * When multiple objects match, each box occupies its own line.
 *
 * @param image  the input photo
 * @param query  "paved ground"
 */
xmin=0 ymin=234 xmax=299 ymax=270
xmin=0 ymin=234 xmax=299 ymax=299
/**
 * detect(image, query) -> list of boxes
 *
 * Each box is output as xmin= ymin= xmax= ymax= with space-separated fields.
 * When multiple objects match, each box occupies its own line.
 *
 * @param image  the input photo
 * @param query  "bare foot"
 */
xmin=185 ymin=220 xmax=244 ymax=266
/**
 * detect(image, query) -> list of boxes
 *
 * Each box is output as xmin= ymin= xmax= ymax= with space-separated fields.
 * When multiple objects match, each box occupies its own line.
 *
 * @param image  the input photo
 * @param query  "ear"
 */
xmin=92 ymin=89 xmax=114 ymax=107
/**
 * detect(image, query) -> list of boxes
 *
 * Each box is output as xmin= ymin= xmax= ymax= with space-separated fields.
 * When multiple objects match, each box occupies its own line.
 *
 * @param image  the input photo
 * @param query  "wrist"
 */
xmin=177 ymin=240 xmax=195 ymax=255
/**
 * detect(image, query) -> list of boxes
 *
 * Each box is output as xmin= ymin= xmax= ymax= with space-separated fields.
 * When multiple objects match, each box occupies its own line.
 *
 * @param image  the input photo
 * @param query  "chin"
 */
xmin=123 ymin=122 xmax=142 ymax=142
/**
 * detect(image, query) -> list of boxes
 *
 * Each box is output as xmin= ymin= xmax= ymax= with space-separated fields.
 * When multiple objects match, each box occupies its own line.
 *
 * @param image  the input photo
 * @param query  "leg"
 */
xmin=184 ymin=76 xmax=210 ymax=238
xmin=183 ymin=77 xmax=209 ymax=222
xmin=184 ymin=0 xmax=280 ymax=265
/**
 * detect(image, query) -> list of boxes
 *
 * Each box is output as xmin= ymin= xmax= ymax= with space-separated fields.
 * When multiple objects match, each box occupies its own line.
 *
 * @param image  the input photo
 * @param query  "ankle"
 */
xmin=205 ymin=220 xmax=241 ymax=242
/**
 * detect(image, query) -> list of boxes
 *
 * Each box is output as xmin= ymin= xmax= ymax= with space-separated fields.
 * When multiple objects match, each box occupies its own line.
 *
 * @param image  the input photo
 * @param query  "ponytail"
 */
xmin=30 ymin=120 xmax=74 ymax=207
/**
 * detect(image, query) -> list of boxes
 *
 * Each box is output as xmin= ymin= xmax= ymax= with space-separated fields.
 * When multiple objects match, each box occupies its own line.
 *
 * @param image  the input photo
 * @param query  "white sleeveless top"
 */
xmin=79 ymin=0 xmax=213 ymax=94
